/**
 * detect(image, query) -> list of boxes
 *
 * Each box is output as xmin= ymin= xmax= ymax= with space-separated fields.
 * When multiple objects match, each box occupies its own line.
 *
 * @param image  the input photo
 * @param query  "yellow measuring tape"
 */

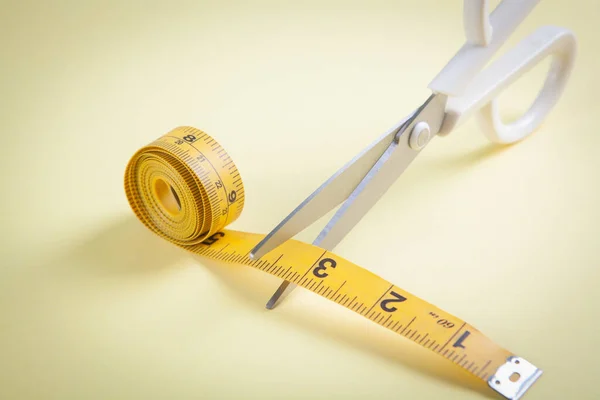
xmin=125 ymin=126 xmax=539 ymax=399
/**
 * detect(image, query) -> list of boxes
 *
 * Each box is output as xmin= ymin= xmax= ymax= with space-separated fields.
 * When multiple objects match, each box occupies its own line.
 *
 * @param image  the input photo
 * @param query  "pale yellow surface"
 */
xmin=1 ymin=1 xmax=599 ymax=399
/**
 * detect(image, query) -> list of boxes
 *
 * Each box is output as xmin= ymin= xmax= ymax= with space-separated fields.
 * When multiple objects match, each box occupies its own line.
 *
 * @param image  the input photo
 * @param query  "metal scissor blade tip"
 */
xmin=249 ymin=241 xmax=270 ymax=260
xmin=266 ymin=281 xmax=296 ymax=309
xmin=249 ymin=248 xmax=267 ymax=260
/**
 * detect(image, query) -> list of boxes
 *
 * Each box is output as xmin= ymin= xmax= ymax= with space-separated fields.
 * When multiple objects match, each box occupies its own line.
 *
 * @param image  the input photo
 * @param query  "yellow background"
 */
xmin=1 ymin=0 xmax=599 ymax=399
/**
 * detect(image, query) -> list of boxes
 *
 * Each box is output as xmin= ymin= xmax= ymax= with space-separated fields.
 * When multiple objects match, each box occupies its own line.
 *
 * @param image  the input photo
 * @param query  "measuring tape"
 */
xmin=125 ymin=126 xmax=541 ymax=399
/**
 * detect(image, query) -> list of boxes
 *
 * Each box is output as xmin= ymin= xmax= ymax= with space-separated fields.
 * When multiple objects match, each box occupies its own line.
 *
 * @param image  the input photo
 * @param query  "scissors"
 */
xmin=249 ymin=0 xmax=576 ymax=309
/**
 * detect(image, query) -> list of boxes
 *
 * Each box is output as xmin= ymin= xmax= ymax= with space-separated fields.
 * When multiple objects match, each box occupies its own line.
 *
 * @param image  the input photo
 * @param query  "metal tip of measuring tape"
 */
xmin=488 ymin=356 xmax=543 ymax=400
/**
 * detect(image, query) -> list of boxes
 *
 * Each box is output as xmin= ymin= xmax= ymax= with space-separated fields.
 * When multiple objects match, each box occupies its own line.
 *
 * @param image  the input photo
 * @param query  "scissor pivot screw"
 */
xmin=409 ymin=121 xmax=431 ymax=150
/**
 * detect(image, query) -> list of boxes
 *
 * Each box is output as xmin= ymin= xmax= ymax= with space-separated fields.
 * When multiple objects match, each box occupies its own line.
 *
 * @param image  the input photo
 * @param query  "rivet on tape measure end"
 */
xmin=488 ymin=356 xmax=543 ymax=400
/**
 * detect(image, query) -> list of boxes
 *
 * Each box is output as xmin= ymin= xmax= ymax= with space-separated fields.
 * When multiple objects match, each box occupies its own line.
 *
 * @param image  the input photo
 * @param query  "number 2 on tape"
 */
xmin=124 ymin=126 xmax=542 ymax=399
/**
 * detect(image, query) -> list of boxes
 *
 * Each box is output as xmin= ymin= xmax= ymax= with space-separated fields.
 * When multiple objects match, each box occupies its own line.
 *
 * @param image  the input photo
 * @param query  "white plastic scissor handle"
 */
xmin=429 ymin=0 xmax=577 ymax=144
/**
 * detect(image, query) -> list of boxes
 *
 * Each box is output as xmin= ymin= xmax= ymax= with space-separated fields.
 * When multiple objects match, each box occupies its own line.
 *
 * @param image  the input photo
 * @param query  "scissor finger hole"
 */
xmin=494 ymin=57 xmax=552 ymax=125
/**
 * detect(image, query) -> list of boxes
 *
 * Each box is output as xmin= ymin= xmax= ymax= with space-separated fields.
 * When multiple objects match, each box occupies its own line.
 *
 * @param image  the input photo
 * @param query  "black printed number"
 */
xmin=215 ymin=181 xmax=223 ymax=189
xmin=228 ymin=191 xmax=237 ymax=203
xmin=183 ymin=135 xmax=197 ymax=143
xmin=313 ymin=258 xmax=336 ymax=278
xmin=453 ymin=331 xmax=471 ymax=349
xmin=436 ymin=319 xmax=455 ymax=329
xmin=202 ymin=232 xmax=225 ymax=245
xmin=380 ymin=291 xmax=407 ymax=312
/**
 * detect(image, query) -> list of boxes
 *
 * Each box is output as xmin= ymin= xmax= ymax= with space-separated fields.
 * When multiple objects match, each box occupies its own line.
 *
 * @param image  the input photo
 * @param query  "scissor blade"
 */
xmin=262 ymin=94 xmax=447 ymax=309
xmin=264 ymin=140 xmax=406 ymax=309
xmin=249 ymin=113 xmax=415 ymax=260
xmin=314 ymin=94 xmax=447 ymax=250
